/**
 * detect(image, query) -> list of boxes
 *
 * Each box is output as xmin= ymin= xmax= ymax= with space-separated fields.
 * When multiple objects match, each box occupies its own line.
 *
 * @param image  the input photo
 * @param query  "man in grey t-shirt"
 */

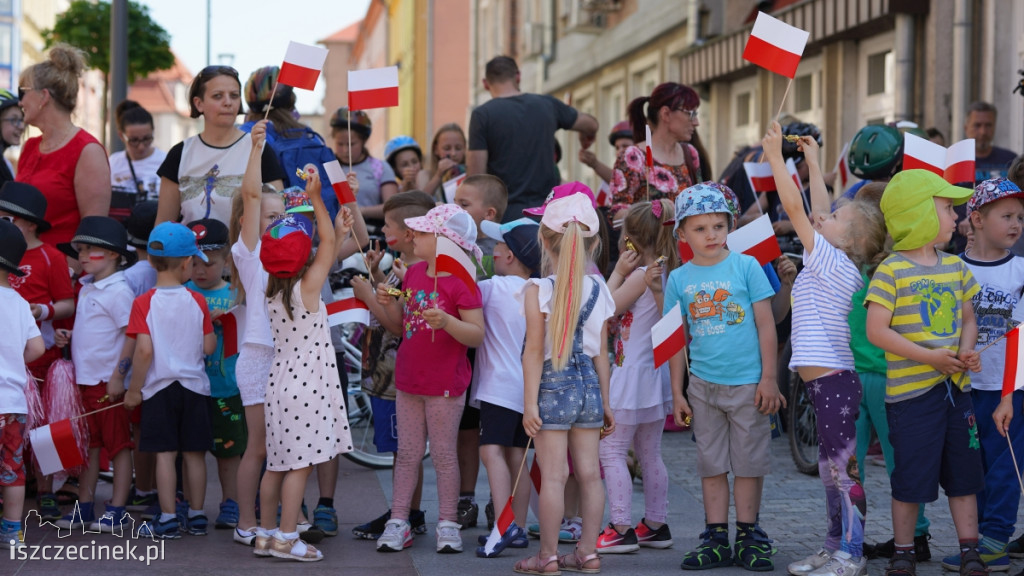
xmin=467 ymin=56 xmax=598 ymax=223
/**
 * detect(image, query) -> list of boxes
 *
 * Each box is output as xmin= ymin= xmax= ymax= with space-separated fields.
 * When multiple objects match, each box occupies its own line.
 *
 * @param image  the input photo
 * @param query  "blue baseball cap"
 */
xmin=481 ymin=217 xmax=541 ymax=277
xmin=148 ymin=222 xmax=209 ymax=263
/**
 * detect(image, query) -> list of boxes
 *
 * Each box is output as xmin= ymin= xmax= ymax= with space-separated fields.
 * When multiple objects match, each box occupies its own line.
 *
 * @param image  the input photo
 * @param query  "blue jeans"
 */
xmin=972 ymin=389 xmax=1024 ymax=542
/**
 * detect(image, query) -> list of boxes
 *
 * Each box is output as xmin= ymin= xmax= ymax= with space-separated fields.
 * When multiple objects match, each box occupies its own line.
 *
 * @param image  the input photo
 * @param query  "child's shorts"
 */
xmin=370 ymin=395 xmax=398 ymax=453
xmin=140 ymin=381 xmax=214 ymax=453
xmin=209 ymin=394 xmax=247 ymax=458
xmin=886 ymin=379 xmax=984 ymax=503
xmin=538 ymin=357 xmax=603 ymax=431
xmin=688 ymin=374 xmax=771 ymax=478
xmin=0 ymin=414 xmax=26 ymax=487
xmin=80 ymin=383 xmax=133 ymax=457
xmin=236 ymin=343 xmax=274 ymax=407
xmin=479 ymin=401 xmax=530 ymax=448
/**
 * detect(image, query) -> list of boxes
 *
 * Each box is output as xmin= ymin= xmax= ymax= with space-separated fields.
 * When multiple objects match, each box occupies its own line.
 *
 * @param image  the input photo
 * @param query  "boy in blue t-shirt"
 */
xmin=185 ymin=219 xmax=246 ymax=531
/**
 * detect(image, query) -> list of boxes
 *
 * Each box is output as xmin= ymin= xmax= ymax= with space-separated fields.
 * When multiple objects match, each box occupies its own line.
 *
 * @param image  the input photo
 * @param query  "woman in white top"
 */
xmin=108 ymin=100 xmax=166 ymax=220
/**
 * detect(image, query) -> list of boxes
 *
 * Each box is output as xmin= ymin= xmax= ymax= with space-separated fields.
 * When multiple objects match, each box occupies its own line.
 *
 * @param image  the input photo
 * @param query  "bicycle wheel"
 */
xmin=343 ymin=382 xmax=396 ymax=470
xmin=787 ymin=374 xmax=820 ymax=476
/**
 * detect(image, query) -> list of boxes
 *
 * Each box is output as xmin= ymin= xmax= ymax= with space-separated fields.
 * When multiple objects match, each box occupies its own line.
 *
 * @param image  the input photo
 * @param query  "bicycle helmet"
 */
xmin=608 ymin=120 xmax=632 ymax=146
xmin=0 ymin=89 xmax=18 ymax=114
xmin=244 ymin=66 xmax=295 ymax=114
xmin=847 ymin=124 xmax=903 ymax=180
xmin=330 ymin=107 xmax=372 ymax=140
xmin=781 ymin=122 xmax=823 ymax=160
xmin=384 ymin=135 xmax=422 ymax=168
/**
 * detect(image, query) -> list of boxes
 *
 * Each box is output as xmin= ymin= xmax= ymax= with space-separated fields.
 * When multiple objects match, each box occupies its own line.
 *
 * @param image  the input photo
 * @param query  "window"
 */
xmin=794 ymin=74 xmax=813 ymax=112
xmin=867 ymin=51 xmax=891 ymax=96
xmin=0 ymin=1 xmax=11 ymax=15
xmin=736 ymin=92 xmax=751 ymax=127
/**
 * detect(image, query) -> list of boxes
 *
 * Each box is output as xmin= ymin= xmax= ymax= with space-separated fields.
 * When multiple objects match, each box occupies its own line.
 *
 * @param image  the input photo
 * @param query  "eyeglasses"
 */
xmin=126 ymin=135 xmax=154 ymax=146
xmin=676 ymin=108 xmax=699 ymax=122
xmin=1 ymin=117 xmax=23 ymax=127
xmin=17 ymin=87 xmax=36 ymax=100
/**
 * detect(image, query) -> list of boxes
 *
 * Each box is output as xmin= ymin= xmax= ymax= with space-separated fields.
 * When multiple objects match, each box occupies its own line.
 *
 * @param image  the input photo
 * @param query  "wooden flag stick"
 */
xmin=262 ymin=81 xmax=279 ymax=121
xmin=977 ymin=329 xmax=1013 ymax=355
xmin=756 ymin=76 xmax=796 ymax=163
xmin=1007 ymin=436 xmax=1024 ymax=497
xmin=347 ymin=113 xmax=354 ymax=172
xmin=509 ymin=437 xmax=533 ymax=501
xmin=72 ymin=401 xmax=126 ymax=420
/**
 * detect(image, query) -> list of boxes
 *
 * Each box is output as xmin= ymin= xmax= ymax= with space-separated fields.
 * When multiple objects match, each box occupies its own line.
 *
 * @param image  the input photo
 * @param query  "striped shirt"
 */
xmin=790 ymin=232 xmax=864 ymax=371
xmin=864 ymin=251 xmax=979 ymax=402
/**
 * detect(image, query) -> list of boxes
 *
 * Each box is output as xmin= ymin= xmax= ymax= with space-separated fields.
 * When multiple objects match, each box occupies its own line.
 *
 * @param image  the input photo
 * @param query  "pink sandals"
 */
xmin=558 ymin=548 xmax=601 ymax=574
xmin=514 ymin=553 xmax=562 ymax=575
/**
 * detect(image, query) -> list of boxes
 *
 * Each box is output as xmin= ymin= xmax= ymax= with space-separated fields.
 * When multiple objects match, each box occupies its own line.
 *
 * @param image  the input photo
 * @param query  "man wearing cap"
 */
xmin=467 ymin=56 xmax=599 ymax=223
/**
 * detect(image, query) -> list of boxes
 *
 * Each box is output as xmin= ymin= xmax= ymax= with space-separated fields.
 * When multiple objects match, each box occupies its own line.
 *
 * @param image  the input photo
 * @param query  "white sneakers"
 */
xmin=807 ymin=550 xmax=868 ymax=576
xmin=789 ymin=548 xmax=833 ymax=576
xmin=435 ymin=520 xmax=463 ymax=553
xmin=376 ymin=519 xmax=413 ymax=552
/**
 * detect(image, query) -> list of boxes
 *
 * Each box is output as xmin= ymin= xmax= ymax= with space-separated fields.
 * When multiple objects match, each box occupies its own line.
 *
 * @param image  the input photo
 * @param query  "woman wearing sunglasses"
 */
xmin=108 ymin=100 xmax=166 ymax=220
xmin=15 ymin=43 xmax=112 ymax=246
xmin=0 ymin=89 xmax=24 ymax=187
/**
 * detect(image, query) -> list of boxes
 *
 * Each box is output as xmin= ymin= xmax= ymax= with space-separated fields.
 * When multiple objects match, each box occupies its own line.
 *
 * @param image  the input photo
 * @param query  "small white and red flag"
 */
xmin=833 ymin=142 xmax=853 ymax=192
xmin=903 ymin=134 xmax=977 ymax=184
xmin=327 ymin=288 xmax=370 ymax=327
xmin=29 ymin=419 xmax=86 ymax=476
xmin=594 ymin=182 xmax=610 ymax=207
xmin=645 ymin=125 xmax=654 ymax=169
xmin=277 ymin=41 xmax=329 ymax=91
xmin=527 ymin=455 xmax=542 ymax=520
xmin=1002 ymin=326 xmax=1024 ymax=398
xmin=481 ymin=496 xmax=517 ymax=555
xmin=728 ymin=213 xmax=782 ymax=265
xmin=652 ymin=303 xmax=687 ymax=368
xmin=324 ymin=159 xmax=357 ymax=204
xmin=677 ymin=240 xmax=694 ymax=265
xmin=742 ymin=11 xmax=810 ymax=79
xmin=744 ymin=162 xmax=777 ymax=193
xmin=348 ymin=66 xmax=399 ymax=111
xmin=442 ymin=173 xmax=467 ymax=205
xmin=219 ymin=305 xmax=246 ymax=358
xmin=785 ymin=157 xmax=802 ymax=190
xmin=435 ymin=236 xmax=477 ymax=294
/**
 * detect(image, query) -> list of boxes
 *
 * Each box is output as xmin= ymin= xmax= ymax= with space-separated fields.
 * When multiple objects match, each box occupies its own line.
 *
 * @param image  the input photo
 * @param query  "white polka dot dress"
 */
xmin=264 ymin=280 xmax=352 ymax=471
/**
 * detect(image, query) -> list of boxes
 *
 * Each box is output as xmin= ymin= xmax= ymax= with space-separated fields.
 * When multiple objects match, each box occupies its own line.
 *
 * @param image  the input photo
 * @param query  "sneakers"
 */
xmin=476 ymin=522 xmax=526 ymax=558
xmin=215 ymin=499 xmax=239 ymax=529
xmin=807 ymin=550 xmax=867 ymax=576
xmin=55 ymin=506 xmax=95 ymax=530
xmin=139 ymin=517 xmax=181 ymax=539
xmin=298 ymin=523 xmax=326 ymax=544
xmin=140 ymin=501 xmax=161 ymax=521
xmin=186 ymin=514 xmax=208 ymax=536
xmin=561 ymin=517 xmax=583 ymax=543
xmin=126 ymin=489 xmax=158 ymax=512
xmin=681 ymin=528 xmax=733 ymax=570
xmin=0 ymin=523 xmax=23 ymax=550
xmin=377 ymin=519 xmax=413 ymax=552
xmin=37 ymin=493 xmax=61 ymax=521
xmin=942 ymin=543 xmax=1006 ymax=572
xmin=478 ymin=526 xmax=529 ymax=549
xmin=233 ymin=526 xmax=257 ymax=546
xmin=734 ymin=525 xmax=774 ymax=571
xmin=1008 ymin=533 xmax=1024 ymax=559
xmin=456 ymin=499 xmax=478 ymax=530
xmin=436 ymin=519 xmax=463 ymax=553
xmin=269 ymin=533 xmax=323 ymax=562
xmin=411 ymin=508 xmax=428 ymax=535
xmin=635 ymin=519 xmax=674 ymax=549
xmin=354 ymin=509 xmax=392 ymax=539
xmin=957 ymin=546 xmax=991 ymax=576
xmin=873 ymin=534 xmax=932 ymax=562
xmin=886 ymin=550 xmax=917 ymax=576
xmin=596 ymin=523 xmax=640 ymax=554
xmin=313 ymin=505 xmax=338 ymax=536
xmin=527 ymin=520 xmax=574 ymax=542
xmin=89 ymin=507 xmax=129 ymax=533
xmin=789 ymin=548 xmax=833 ymax=576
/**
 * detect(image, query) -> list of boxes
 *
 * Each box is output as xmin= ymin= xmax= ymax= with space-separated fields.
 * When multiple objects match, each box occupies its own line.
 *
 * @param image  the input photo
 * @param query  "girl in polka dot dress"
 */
xmin=254 ymin=170 xmax=354 ymax=562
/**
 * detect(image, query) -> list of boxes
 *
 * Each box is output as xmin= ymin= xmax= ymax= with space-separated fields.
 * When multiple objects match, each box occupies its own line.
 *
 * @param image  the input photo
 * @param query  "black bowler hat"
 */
xmin=0 ymin=181 xmax=50 ymax=232
xmin=125 ymin=200 xmax=159 ymax=249
xmin=0 ymin=218 xmax=27 ymax=276
xmin=57 ymin=216 xmax=131 ymax=260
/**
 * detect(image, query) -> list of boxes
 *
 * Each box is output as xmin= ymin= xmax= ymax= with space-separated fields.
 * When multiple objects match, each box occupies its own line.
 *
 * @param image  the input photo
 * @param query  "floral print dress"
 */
xmin=612 ymin=144 xmax=699 ymax=205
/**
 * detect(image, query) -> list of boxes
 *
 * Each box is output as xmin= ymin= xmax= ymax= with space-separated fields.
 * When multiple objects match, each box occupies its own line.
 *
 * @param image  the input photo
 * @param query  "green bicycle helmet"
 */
xmin=847 ymin=125 xmax=903 ymax=180
xmin=0 ymin=89 xmax=18 ymax=114
xmin=330 ymin=107 xmax=372 ymax=140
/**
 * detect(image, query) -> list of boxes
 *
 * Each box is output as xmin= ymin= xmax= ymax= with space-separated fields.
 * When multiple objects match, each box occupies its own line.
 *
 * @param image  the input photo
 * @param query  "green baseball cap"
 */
xmin=880 ymin=170 xmax=973 ymax=251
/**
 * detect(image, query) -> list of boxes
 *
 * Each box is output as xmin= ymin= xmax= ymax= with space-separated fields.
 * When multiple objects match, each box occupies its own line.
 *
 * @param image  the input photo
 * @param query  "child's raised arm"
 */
xmin=607 ymin=251 xmax=645 ymax=315
xmin=240 ymin=120 xmax=268 ymax=252
xmin=300 ymin=173 xmax=335 ymax=313
xmin=800 ymin=133 xmax=831 ymax=224
xmin=763 ymin=121 xmax=816 ymax=254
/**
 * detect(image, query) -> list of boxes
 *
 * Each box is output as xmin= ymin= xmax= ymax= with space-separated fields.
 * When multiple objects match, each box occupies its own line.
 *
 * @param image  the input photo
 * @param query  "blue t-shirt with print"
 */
xmin=664 ymin=251 xmax=775 ymax=385
xmin=185 ymin=281 xmax=238 ymax=398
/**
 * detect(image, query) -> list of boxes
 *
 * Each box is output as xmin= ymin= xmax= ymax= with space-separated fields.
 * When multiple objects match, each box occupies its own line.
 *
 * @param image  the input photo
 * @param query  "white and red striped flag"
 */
xmin=742 ymin=11 xmax=810 ymax=79
xmin=594 ymin=182 xmax=610 ymax=207
xmin=442 ymin=173 xmax=467 ymax=205
xmin=481 ymin=496 xmax=517 ymax=555
xmin=1002 ymin=326 xmax=1024 ymax=397
xmin=29 ymin=419 xmax=86 ymax=476
xmin=728 ymin=213 xmax=782 ymax=265
xmin=327 ymin=288 xmax=370 ymax=327
xmin=903 ymin=134 xmax=976 ymax=184
xmin=436 ymin=236 xmax=477 ymax=294
xmin=652 ymin=303 xmax=687 ymax=368
xmin=744 ymin=162 xmax=777 ymax=193
xmin=277 ymin=42 xmax=329 ymax=91
xmin=527 ymin=455 xmax=542 ymax=520
xmin=219 ymin=305 xmax=246 ymax=358
xmin=323 ymin=159 xmax=357 ymax=204
xmin=645 ymin=125 xmax=654 ymax=168
xmin=833 ymin=141 xmax=853 ymax=193
xmin=786 ymin=157 xmax=802 ymax=190
xmin=348 ymin=66 xmax=399 ymax=111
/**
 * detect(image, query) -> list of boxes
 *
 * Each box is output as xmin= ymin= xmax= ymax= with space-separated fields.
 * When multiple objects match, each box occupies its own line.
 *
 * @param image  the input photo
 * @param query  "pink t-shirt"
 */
xmin=394 ymin=261 xmax=482 ymax=397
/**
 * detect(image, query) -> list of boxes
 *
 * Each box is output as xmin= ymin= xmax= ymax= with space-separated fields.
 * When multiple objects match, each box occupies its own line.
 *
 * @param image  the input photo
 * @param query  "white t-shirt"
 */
xmin=71 ymin=272 xmax=134 ymax=386
xmin=230 ymin=239 xmax=274 ymax=349
xmin=517 ymin=274 xmax=615 ymax=360
xmin=110 ymin=148 xmax=166 ymax=201
xmin=471 ymin=275 xmax=528 ymax=412
xmin=0 ymin=287 xmax=41 ymax=414
xmin=123 ymin=259 xmax=157 ymax=298
xmin=962 ymin=251 xmax=1024 ymax=391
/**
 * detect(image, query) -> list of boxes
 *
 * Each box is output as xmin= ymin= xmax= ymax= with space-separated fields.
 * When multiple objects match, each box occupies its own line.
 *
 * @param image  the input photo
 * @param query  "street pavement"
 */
xmin=7 ymin=428 xmax=1024 ymax=575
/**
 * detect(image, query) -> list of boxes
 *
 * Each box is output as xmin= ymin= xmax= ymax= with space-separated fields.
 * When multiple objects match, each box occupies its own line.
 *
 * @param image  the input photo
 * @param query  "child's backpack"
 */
xmin=267 ymin=124 xmax=342 ymax=218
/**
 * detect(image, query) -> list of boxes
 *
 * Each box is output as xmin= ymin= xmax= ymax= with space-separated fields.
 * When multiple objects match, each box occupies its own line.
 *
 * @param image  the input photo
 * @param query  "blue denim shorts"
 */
xmin=538 ymin=355 xmax=603 ymax=431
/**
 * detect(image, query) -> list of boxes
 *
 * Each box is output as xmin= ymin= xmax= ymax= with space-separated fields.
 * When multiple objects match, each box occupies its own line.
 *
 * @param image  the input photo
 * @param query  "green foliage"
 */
xmin=42 ymin=0 xmax=174 ymax=82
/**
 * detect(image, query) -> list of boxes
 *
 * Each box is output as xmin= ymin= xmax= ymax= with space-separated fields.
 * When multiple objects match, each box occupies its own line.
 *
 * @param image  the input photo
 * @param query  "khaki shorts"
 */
xmin=688 ymin=374 xmax=771 ymax=478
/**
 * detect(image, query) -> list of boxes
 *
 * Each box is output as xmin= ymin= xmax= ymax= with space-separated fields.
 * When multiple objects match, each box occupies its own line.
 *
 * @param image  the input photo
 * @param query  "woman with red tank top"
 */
xmin=17 ymin=44 xmax=111 ymax=246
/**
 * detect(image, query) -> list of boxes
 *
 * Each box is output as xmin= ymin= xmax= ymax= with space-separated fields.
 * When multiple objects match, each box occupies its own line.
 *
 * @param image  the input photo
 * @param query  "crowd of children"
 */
xmin=2 ymin=104 xmax=1024 ymax=576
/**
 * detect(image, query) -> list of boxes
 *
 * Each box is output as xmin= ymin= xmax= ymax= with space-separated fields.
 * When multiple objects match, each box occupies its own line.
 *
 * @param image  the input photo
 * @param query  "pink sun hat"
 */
xmin=523 ymin=181 xmax=597 ymax=216
xmin=404 ymin=203 xmax=484 ymax=261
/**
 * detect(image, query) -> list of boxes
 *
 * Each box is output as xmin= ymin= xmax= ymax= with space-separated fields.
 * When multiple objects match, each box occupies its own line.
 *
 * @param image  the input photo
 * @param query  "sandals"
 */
xmin=558 ymin=548 xmax=601 ymax=574
xmin=514 ymin=553 xmax=562 ymax=575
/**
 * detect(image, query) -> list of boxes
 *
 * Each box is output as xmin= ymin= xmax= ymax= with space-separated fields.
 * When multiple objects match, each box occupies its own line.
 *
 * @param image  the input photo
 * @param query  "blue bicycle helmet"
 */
xmin=384 ymin=135 xmax=422 ymax=169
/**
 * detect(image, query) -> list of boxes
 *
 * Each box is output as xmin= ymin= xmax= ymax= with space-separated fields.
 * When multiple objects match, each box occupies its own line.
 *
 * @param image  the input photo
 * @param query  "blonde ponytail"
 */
xmin=544 ymin=222 xmax=588 ymax=372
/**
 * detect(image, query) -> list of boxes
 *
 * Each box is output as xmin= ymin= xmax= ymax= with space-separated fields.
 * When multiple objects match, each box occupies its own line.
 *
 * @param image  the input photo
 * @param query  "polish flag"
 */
xmin=324 ymin=160 xmax=357 ymax=204
xmin=833 ymin=142 xmax=853 ymax=193
xmin=29 ymin=419 xmax=86 ymax=476
xmin=219 ymin=305 xmax=246 ymax=358
xmin=677 ymin=240 xmax=694 ymax=265
xmin=442 ymin=173 xmax=467 ymax=205
xmin=728 ymin=213 xmax=782 ymax=265
xmin=277 ymin=42 xmax=329 ymax=91
xmin=903 ymin=134 xmax=977 ymax=184
xmin=595 ymin=182 xmax=610 ymax=207
xmin=481 ymin=496 xmax=517 ymax=555
xmin=742 ymin=11 xmax=810 ymax=79
xmin=744 ymin=162 xmax=777 ymax=193
xmin=527 ymin=455 xmax=542 ymax=520
xmin=436 ymin=236 xmax=477 ymax=294
xmin=1002 ymin=326 xmax=1024 ymax=398
xmin=645 ymin=125 xmax=654 ymax=168
xmin=786 ymin=157 xmax=802 ymax=190
xmin=327 ymin=288 xmax=370 ymax=327
xmin=348 ymin=66 xmax=399 ymax=111
xmin=652 ymin=303 xmax=687 ymax=368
